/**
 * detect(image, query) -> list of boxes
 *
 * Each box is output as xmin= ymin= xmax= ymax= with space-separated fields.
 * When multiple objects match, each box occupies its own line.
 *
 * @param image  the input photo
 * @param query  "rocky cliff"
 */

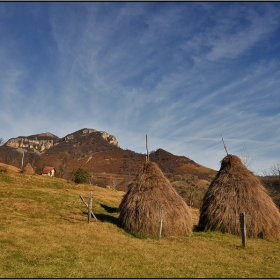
xmin=5 ymin=132 xmax=59 ymax=152
xmin=62 ymin=128 xmax=119 ymax=147
xmin=5 ymin=128 xmax=119 ymax=153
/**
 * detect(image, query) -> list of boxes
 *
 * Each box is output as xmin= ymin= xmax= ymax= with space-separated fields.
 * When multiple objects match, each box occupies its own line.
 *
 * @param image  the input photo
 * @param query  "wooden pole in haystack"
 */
xmin=239 ymin=213 xmax=246 ymax=247
xmin=146 ymin=134 xmax=149 ymax=161
xmin=21 ymin=150 xmax=25 ymax=171
xmin=221 ymin=135 xmax=229 ymax=155
xmin=158 ymin=205 xmax=163 ymax=240
xmin=88 ymin=192 xmax=93 ymax=223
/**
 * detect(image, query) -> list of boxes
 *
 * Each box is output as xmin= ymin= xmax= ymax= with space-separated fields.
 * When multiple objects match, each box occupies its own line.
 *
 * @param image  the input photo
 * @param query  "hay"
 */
xmin=23 ymin=163 xmax=35 ymax=175
xmin=119 ymin=161 xmax=192 ymax=237
xmin=198 ymin=154 xmax=280 ymax=239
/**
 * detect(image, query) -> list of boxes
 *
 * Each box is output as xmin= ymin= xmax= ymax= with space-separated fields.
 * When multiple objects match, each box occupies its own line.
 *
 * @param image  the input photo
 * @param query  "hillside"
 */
xmin=0 ymin=128 xmax=217 ymax=208
xmin=0 ymin=169 xmax=279 ymax=278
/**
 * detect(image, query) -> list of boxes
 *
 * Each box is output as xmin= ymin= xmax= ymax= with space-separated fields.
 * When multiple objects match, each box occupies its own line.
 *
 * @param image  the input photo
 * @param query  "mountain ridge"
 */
xmin=0 ymin=127 xmax=217 ymax=207
xmin=0 ymin=127 xmax=217 ymax=175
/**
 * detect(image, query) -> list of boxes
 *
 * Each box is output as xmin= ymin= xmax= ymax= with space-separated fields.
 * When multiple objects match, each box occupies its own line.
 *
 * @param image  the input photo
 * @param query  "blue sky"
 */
xmin=0 ymin=2 xmax=280 ymax=174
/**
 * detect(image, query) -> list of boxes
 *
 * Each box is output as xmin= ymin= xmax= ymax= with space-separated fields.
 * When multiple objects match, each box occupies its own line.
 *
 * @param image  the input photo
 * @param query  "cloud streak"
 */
xmin=0 ymin=2 xmax=279 ymax=173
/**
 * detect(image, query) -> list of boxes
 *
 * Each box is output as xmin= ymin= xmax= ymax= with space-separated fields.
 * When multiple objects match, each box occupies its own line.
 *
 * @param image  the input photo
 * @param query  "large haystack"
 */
xmin=199 ymin=154 xmax=280 ymax=239
xmin=119 ymin=161 xmax=192 ymax=237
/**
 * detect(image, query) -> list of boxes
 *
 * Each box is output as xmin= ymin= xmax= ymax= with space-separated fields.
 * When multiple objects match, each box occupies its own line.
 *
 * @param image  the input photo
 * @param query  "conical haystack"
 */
xmin=23 ymin=163 xmax=35 ymax=175
xmin=199 ymin=154 xmax=280 ymax=239
xmin=119 ymin=161 xmax=192 ymax=237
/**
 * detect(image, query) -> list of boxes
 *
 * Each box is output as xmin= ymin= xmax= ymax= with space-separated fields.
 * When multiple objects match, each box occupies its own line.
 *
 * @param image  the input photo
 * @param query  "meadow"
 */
xmin=0 ymin=169 xmax=280 ymax=278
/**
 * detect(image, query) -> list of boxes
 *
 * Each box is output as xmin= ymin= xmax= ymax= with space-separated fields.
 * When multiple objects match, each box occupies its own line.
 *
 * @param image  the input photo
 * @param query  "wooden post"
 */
xmin=80 ymin=195 xmax=97 ymax=221
xmin=158 ymin=205 xmax=163 ymax=240
xmin=88 ymin=192 xmax=92 ymax=223
xmin=21 ymin=150 xmax=25 ymax=171
xmin=221 ymin=135 xmax=229 ymax=155
xmin=146 ymin=134 xmax=149 ymax=161
xmin=239 ymin=213 xmax=246 ymax=247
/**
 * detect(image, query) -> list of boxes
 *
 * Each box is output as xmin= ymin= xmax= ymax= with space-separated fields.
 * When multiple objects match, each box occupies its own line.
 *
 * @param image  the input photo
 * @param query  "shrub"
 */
xmin=0 ymin=167 xmax=7 ymax=173
xmin=71 ymin=167 xmax=91 ymax=184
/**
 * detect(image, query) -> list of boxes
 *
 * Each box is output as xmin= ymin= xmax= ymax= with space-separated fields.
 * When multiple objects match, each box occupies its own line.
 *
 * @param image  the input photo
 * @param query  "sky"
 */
xmin=0 ymin=2 xmax=280 ymax=174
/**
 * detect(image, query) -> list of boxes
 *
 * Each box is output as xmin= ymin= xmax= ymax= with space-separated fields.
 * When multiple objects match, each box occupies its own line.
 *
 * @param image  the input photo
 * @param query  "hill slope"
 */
xmin=0 ymin=170 xmax=279 ymax=278
xmin=0 ymin=128 xmax=217 ymax=207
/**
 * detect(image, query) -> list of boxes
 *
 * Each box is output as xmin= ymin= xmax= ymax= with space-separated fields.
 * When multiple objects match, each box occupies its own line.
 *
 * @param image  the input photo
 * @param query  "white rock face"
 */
xmin=82 ymin=128 xmax=96 ymax=134
xmin=64 ymin=134 xmax=74 ymax=141
xmin=5 ymin=128 xmax=120 ymax=152
xmin=6 ymin=138 xmax=55 ymax=152
xmin=100 ymin=131 xmax=119 ymax=147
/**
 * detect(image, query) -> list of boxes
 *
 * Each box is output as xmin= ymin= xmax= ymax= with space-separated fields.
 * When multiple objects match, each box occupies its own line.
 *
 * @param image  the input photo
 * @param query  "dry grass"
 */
xmin=0 ymin=162 xmax=20 ymax=173
xmin=0 ymin=170 xmax=280 ymax=278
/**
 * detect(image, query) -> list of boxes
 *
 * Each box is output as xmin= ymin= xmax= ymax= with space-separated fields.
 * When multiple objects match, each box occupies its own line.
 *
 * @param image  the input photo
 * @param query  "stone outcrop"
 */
xmin=6 ymin=137 xmax=57 ymax=152
xmin=63 ymin=128 xmax=120 ymax=148
xmin=99 ymin=131 xmax=119 ymax=147
xmin=5 ymin=128 xmax=120 ymax=153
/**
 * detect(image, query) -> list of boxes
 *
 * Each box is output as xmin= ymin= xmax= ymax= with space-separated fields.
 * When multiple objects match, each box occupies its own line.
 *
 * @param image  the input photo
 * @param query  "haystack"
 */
xmin=119 ymin=161 xmax=192 ymax=237
xmin=23 ymin=163 xmax=35 ymax=175
xmin=198 ymin=154 xmax=280 ymax=239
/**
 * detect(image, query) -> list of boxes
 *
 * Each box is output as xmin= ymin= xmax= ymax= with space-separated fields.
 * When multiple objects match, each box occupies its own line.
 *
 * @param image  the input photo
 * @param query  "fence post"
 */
xmin=88 ymin=192 xmax=92 ymax=223
xmin=158 ymin=205 xmax=163 ymax=240
xmin=80 ymin=195 xmax=98 ymax=221
xmin=239 ymin=213 xmax=246 ymax=247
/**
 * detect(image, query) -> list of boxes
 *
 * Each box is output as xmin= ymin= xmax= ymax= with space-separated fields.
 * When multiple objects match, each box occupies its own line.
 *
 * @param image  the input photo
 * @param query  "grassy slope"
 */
xmin=0 ymin=168 xmax=280 ymax=278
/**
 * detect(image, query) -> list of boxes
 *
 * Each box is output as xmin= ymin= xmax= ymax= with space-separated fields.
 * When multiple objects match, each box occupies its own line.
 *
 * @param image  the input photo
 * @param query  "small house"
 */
xmin=42 ymin=166 xmax=56 ymax=177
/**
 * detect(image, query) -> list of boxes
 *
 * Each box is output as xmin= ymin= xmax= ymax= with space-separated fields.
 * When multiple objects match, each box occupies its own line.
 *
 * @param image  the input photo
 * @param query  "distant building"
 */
xmin=42 ymin=166 xmax=56 ymax=177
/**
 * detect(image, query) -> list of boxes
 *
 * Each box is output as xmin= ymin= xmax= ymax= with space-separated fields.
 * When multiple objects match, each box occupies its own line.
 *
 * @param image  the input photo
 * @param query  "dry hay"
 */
xmin=23 ymin=163 xmax=35 ymax=175
xmin=198 ymin=154 xmax=280 ymax=239
xmin=119 ymin=161 xmax=192 ymax=237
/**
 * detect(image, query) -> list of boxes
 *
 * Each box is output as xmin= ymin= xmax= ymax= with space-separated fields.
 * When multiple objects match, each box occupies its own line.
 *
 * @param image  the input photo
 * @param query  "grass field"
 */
xmin=0 ymin=169 xmax=280 ymax=278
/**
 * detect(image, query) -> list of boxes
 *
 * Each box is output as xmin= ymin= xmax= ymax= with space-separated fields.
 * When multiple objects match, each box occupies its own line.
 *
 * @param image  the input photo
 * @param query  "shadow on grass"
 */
xmin=94 ymin=213 xmax=119 ymax=225
xmin=81 ymin=204 xmax=119 ymax=225
xmin=100 ymin=203 xmax=119 ymax=213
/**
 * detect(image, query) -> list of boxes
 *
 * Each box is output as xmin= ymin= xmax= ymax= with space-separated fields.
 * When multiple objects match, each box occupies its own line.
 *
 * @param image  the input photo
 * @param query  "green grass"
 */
xmin=0 ymin=172 xmax=280 ymax=278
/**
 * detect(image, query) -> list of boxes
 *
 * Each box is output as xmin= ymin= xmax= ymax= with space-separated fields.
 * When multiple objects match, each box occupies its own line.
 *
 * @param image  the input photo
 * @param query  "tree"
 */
xmin=58 ymin=162 xmax=67 ymax=178
xmin=186 ymin=184 xmax=196 ymax=208
xmin=109 ymin=176 xmax=118 ymax=190
xmin=239 ymin=143 xmax=253 ymax=169
xmin=270 ymin=162 xmax=280 ymax=178
xmin=58 ymin=152 xmax=70 ymax=178
xmin=72 ymin=167 xmax=91 ymax=184
xmin=28 ymin=153 xmax=40 ymax=171
xmin=261 ymin=162 xmax=280 ymax=208
xmin=0 ymin=137 xmax=4 ymax=146
xmin=262 ymin=162 xmax=280 ymax=178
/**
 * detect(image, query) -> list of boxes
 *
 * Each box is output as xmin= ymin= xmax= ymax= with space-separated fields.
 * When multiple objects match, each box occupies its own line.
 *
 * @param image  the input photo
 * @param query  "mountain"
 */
xmin=4 ymin=127 xmax=278 ymax=210
xmin=0 ymin=128 xmax=217 ymax=207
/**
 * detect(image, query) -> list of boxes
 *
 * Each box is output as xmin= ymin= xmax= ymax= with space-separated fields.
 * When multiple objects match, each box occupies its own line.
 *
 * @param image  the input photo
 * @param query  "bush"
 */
xmin=0 ymin=167 xmax=7 ymax=173
xmin=72 ymin=167 xmax=91 ymax=184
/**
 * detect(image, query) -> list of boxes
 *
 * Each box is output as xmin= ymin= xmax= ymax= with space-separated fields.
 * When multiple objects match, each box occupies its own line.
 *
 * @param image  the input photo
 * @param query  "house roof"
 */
xmin=42 ymin=166 xmax=56 ymax=174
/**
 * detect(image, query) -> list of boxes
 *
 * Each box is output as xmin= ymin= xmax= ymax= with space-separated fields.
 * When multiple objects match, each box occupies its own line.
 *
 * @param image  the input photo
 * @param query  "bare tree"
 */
xmin=262 ymin=162 xmax=280 ymax=177
xmin=58 ymin=152 xmax=69 ymax=178
xmin=58 ymin=162 xmax=67 ymax=178
xmin=270 ymin=162 xmax=280 ymax=177
xmin=186 ymin=185 xmax=195 ymax=208
xmin=109 ymin=176 xmax=118 ymax=190
xmin=239 ymin=143 xmax=253 ymax=169
xmin=0 ymin=137 xmax=4 ymax=146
